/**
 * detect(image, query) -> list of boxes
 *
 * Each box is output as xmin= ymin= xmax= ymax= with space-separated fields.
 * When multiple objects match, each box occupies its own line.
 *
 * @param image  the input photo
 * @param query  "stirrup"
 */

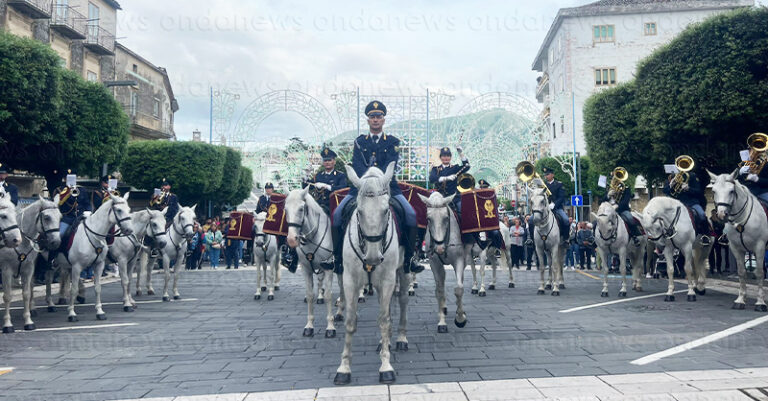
xmin=408 ymin=257 xmax=424 ymax=274
xmin=150 ymin=248 xmax=160 ymax=258
xmin=700 ymin=235 xmax=711 ymax=246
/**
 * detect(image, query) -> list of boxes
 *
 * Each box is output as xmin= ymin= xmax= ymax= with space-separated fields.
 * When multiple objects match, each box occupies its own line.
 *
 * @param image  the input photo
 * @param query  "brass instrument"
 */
xmin=457 ymin=173 xmax=476 ymax=193
xmin=670 ymin=155 xmax=694 ymax=197
xmin=69 ymin=186 xmax=80 ymax=198
xmin=739 ymin=132 xmax=768 ymax=175
xmin=516 ymin=161 xmax=552 ymax=196
xmin=109 ymin=189 xmax=121 ymax=198
xmin=609 ymin=167 xmax=628 ymax=202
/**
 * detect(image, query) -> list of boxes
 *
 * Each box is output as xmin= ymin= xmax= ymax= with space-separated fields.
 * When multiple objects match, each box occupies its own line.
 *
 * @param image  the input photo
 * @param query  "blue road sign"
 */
xmin=571 ymin=195 xmax=583 ymax=207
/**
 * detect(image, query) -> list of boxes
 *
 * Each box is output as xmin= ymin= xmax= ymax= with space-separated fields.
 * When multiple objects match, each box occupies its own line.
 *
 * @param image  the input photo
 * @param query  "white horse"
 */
xmin=709 ymin=169 xmax=768 ymax=311
xmin=418 ymin=192 xmax=468 ymax=333
xmin=285 ymin=188 xmax=343 ymax=338
xmin=155 ymin=206 xmax=196 ymax=302
xmin=636 ymin=197 xmax=712 ymax=302
xmin=593 ymin=202 xmax=648 ymax=297
xmin=467 ymin=232 xmax=505 ymax=297
xmin=335 ymin=162 xmax=410 ymax=386
xmin=108 ymin=209 xmax=168 ymax=312
xmin=55 ymin=194 xmax=133 ymax=321
xmin=252 ymin=212 xmax=278 ymax=302
xmin=1 ymin=196 xmax=52 ymax=333
xmin=530 ymin=188 xmax=565 ymax=296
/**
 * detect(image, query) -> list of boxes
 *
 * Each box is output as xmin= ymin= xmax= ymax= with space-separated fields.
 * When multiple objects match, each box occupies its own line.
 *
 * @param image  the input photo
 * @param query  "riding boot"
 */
xmin=403 ymin=226 xmax=424 ymax=274
xmin=332 ymin=227 xmax=344 ymax=274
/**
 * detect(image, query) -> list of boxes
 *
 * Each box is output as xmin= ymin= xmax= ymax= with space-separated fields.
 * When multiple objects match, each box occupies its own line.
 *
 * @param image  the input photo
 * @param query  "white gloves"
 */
xmin=740 ymin=166 xmax=751 ymax=175
xmin=681 ymin=183 xmax=689 ymax=191
xmin=83 ymin=211 xmax=92 ymax=217
xmin=438 ymin=176 xmax=448 ymax=183
xmin=548 ymin=203 xmax=555 ymax=210
xmin=456 ymin=146 xmax=463 ymax=154
xmin=315 ymin=183 xmax=332 ymax=191
xmin=747 ymin=174 xmax=759 ymax=183
xmin=447 ymin=174 xmax=457 ymax=181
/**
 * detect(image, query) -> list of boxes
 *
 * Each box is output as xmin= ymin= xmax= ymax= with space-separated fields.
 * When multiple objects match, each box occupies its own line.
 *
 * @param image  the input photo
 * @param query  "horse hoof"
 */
xmin=687 ymin=295 xmax=696 ymax=302
xmin=57 ymin=298 xmax=67 ymax=305
xmin=408 ymin=291 xmax=415 ymax=296
xmin=2 ymin=326 xmax=14 ymax=334
xmin=30 ymin=310 xmax=38 ymax=318
xmin=471 ymin=289 xmax=478 ymax=294
xmin=664 ymin=295 xmax=675 ymax=302
xmin=358 ymin=297 xmax=365 ymax=303
xmin=76 ymin=296 xmax=86 ymax=304
xmin=537 ymin=290 xmax=545 ymax=295
xmin=147 ymin=289 xmax=155 ymax=295
xmin=47 ymin=306 xmax=56 ymax=313
xmin=334 ymin=314 xmax=344 ymax=322
xmin=479 ymin=291 xmax=486 ymax=297
xmin=437 ymin=325 xmax=448 ymax=333
xmin=363 ymin=288 xmax=369 ymax=295
xmin=413 ymin=283 xmax=419 ymax=289
xmin=545 ymin=284 xmax=552 ymax=290
xmin=274 ymin=286 xmax=280 ymax=291
xmin=559 ymin=284 xmax=566 ymax=289
xmin=123 ymin=306 xmax=134 ymax=312
xmin=508 ymin=283 xmax=515 ymax=288
xmin=162 ymin=296 xmax=170 ymax=302
xmin=96 ymin=314 xmax=107 ymax=321
xmin=755 ymin=304 xmax=768 ymax=312
xmin=442 ymin=307 xmax=448 ymax=315
xmin=24 ymin=324 xmax=36 ymax=331
xmin=302 ymin=328 xmax=314 ymax=337
xmin=334 ymin=372 xmax=351 ymax=385
xmin=254 ymin=295 xmax=261 ymax=300
xmin=325 ymin=330 xmax=336 ymax=338
xmin=551 ymin=291 xmax=560 ymax=297
xmin=454 ymin=318 xmax=467 ymax=328
xmin=619 ymin=291 xmax=627 ymax=298
xmin=135 ymin=291 xmax=142 ymax=297
xmin=396 ymin=341 xmax=408 ymax=352
xmin=732 ymin=303 xmax=746 ymax=310
xmin=317 ymin=298 xmax=325 ymax=305
xmin=261 ymin=286 xmax=267 ymax=291
xmin=303 ymin=297 xmax=307 ymax=303
xmin=376 ymin=343 xmax=390 ymax=352
xmin=489 ymin=284 xmax=495 ymax=290
xmin=173 ymin=296 xmax=181 ymax=300
xmin=68 ymin=316 xmax=78 ymax=322
xmin=635 ymin=287 xmax=644 ymax=292
xmin=601 ymin=292 xmax=609 ymax=298
xmin=379 ymin=371 xmax=396 ymax=384
xmin=267 ymin=295 xmax=274 ymax=301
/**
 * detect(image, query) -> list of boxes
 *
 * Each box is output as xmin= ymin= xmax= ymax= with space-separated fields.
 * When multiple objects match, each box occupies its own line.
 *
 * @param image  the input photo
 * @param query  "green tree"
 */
xmin=231 ymin=166 xmax=254 ymax=206
xmin=212 ymin=147 xmax=242 ymax=203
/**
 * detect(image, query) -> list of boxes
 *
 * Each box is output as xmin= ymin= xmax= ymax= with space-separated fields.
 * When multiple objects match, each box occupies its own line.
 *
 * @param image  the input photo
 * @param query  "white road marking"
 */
xmin=631 ymin=315 xmax=768 ymax=365
xmin=0 ymin=367 xmax=14 ymax=376
xmin=559 ymin=290 xmax=688 ymax=313
xmin=19 ymin=323 xmax=138 ymax=332
xmin=9 ymin=298 xmax=199 ymax=311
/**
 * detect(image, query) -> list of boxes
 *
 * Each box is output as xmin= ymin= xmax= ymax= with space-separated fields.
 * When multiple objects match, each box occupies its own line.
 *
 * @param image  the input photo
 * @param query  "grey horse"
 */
xmin=252 ymin=212 xmax=278 ymax=301
xmin=1 ymin=196 xmax=58 ymax=333
xmin=418 ymin=192 xmax=468 ymax=332
xmin=334 ymin=162 xmax=410 ymax=386
xmin=709 ymin=169 xmax=768 ymax=311
xmin=109 ymin=209 xmax=168 ymax=312
xmin=530 ymin=187 xmax=565 ymax=295
xmin=593 ymin=201 xmax=648 ymax=297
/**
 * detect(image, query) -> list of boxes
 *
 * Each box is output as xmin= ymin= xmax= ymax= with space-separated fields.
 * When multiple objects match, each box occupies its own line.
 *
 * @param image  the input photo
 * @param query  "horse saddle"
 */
xmin=620 ymin=214 xmax=646 ymax=236
xmin=340 ymin=197 xmax=404 ymax=243
xmin=58 ymin=216 xmax=86 ymax=254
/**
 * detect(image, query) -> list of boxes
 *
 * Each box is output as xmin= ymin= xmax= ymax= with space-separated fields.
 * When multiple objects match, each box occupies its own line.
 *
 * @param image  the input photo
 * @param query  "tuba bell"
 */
xmin=516 ymin=161 xmax=551 ymax=196
xmin=670 ymin=155 xmax=694 ymax=197
xmin=457 ymin=173 xmax=475 ymax=193
xmin=609 ymin=167 xmax=628 ymax=202
xmin=69 ymin=186 xmax=79 ymax=198
xmin=739 ymin=132 xmax=768 ymax=175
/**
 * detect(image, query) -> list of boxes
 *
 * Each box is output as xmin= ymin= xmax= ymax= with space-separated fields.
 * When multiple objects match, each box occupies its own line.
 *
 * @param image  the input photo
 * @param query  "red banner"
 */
xmin=329 ymin=188 xmax=350 ymax=219
xmin=399 ymin=182 xmax=431 ymax=229
xmin=262 ymin=193 xmax=288 ymax=237
xmin=226 ymin=212 xmax=254 ymax=240
xmin=460 ymin=189 xmax=499 ymax=234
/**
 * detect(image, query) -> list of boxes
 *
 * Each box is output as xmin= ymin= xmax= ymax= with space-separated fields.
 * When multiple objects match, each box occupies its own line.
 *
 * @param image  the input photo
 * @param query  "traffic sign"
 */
xmin=571 ymin=195 xmax=583 ymax=207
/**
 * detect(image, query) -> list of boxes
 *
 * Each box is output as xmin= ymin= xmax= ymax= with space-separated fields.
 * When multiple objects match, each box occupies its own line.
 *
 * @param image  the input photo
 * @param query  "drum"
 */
xmin=460 ymin=189 xmax=500 ymax=234
xmin=262 ymin=194 xmax=288 ymax=237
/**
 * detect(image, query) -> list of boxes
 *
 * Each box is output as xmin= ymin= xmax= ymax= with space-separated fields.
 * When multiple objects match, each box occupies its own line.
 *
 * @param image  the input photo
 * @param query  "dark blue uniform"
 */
xmin=56 ymin=186 xmax=92 ymax=227
xmin=429 ymin=160 xmax=470 ymax=198
xmin=663 ymin=172 xmax=708 ymax=236
xmin=349 ymin=133 xmax=402 ymax=196
xmin=151 ymin=192 xmax=179 ymax=226
xmin=255 ymin=195 xmax=272 ymax=215
xmin=91 ymin=188 xmax=112 ymax=211
xmin=1 ymin=181 xmax=18 ymax=206
xmin=307 ymin=169 xmax=347 ymax=213
xmin=544 ymin=178 xmax=570 ymax=242
xmin=742 ymin=166 xmax=768 ymax=204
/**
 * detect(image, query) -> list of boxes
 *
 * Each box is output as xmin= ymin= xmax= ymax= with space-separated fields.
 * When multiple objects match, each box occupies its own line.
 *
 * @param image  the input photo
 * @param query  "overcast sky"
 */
xmin=116 ymin=0 xmax=767 ymax=143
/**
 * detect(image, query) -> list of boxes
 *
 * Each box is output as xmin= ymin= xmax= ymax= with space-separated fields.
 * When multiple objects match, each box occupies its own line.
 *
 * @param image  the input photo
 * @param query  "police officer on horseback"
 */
xmin=306 ymin=147 xmax=347 ymax=214
xmin=542 ymin=167 xmax=571 ymax=244
xmin=150 ymin=178 xmax=179 ymax=227
xmin=255 ymin=182 xmax=275 ymax=214
xmin=429 ymin=146 xmax=469 ymax=211
xmin=91 ymin=175 xmax=118 ymax=210
xmin=663 ymin=156 xmax=711 ymax=245
xmin=332 ymin=100 xmax=424 ymax=274
xmin=49 ymin=169 xmax=92 ymax=265
xmin=0 ymin=164 xmax=19 ymax=206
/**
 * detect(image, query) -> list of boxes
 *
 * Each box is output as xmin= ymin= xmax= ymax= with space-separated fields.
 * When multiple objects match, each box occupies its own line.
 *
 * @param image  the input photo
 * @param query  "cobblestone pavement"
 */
xmin=1 ymin=265 xmax=768 ymax=400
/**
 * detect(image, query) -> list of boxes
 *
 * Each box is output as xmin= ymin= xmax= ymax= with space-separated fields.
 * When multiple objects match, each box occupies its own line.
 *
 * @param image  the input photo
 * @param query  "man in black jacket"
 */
xmin=542 ymin=167 xmax=570 ymax=244
xmin=663 ymin=165 xmax=710 ymax=245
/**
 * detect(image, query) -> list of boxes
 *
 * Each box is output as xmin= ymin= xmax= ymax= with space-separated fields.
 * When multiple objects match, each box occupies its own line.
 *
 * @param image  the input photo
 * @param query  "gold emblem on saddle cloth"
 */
xmin=230 ymin=219 xmax=237 ymax=229
xmin=266 ymin=204 xmax=278 ymax=222
xmin=484 ymin=200 xmax=496 ymax=219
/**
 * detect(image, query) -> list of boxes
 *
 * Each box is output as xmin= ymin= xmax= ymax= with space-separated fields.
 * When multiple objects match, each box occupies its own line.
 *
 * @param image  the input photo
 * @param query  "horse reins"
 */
xmin=426 ymin=206 xmax=456 ymax=266
xmin=286 ymin=201 xmax=332 ymax=274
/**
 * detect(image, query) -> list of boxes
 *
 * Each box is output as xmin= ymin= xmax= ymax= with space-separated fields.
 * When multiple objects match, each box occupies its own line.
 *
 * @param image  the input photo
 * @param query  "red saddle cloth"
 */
xmin=262 ymin=194 xmax=288 ymax=237
xmin=329 ymin=183 xmax=432 ymax=229
xmin=460 ymin=189 xmax=499 ymax=235
xmin=625 ymin=217 xmax=645 ymax=236
xmin=227 ymin=212 xmax=254 ymax=240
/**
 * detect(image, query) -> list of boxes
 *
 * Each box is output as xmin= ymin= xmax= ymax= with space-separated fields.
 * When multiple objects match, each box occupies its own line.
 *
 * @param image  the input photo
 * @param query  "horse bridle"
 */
xmin=0 ymin=204 xmax=20 ymax=245
xmin=532 ymin=206 xmax=555 ymax=250
xmin=20 ymin=204 xmax=60 ymax=252
xmin=597 ymin=213 xmax=619 ymax=243
xmin=716 ymin=183 xmax=755 ymax=251
xmin=647 ymin=207 xmax=682 ymax=243
xmin=426 ymin=206 xmax=454 ymax=266
xmin=168 ymin=213 xmax=194 ymax=251
xmin=286 ymin=201 xmax=332 ymax=274
xmin=348 ymin=189 xmax=395 ymax=269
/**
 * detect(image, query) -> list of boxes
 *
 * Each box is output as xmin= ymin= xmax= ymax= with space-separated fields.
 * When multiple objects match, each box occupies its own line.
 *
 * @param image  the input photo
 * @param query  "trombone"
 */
xmin=670 ymin=155 xmax=694 ymax=197
xmin=516 ymin=161 xmax=551 ymax=196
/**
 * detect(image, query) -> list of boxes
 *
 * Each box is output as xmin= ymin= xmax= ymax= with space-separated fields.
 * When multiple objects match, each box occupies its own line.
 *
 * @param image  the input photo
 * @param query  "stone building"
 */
xmin=532 ymin=0 xmax=753 ymax=156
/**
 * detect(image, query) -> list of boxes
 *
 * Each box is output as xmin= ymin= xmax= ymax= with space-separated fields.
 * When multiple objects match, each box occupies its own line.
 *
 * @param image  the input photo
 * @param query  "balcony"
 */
xmin=536 ymin=74 xmax=550 ymax=103
xmin=84 ymin=25 xmax=115 ymax=55
xmin=7 ymin=0 xmax=51 ymax=19
xmin=124 ymin=107 xmax=174 ymax=140
xmin=50 ymin=4 xmax=86 ymax=39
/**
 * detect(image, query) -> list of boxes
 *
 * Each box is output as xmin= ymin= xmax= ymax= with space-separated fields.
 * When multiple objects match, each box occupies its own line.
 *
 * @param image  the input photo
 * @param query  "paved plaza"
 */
xmin=1 ymin=266 xmax=768 ymax=400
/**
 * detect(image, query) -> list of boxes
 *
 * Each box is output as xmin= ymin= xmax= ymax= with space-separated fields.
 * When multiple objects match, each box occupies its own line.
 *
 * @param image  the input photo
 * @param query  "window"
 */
xmin=86 ymin=70 xmax=98 ymax=82
xmin=152 ymin=99 xmax=160 ymax=118
xmin=593 ymin=25 xmax=615 ymax=43
xmin=549 ymin=48 xmax=554 ymax=64
xmin=553 ymin=123 xmax=556 ymax=139
xmin=644 ymin=22 xmax=657 ymax=36
xmin=560 ymin=116 xmax=565 ymax=134
xmin=132 ymin=64 xmax=138 ymax=73
xmin=130 ymin=92 xmax=138 ymax=116
xmin=595 ymin=68 xmax=617 ymax=86
xmin=87 ymin=2 xmax=99 ymax=39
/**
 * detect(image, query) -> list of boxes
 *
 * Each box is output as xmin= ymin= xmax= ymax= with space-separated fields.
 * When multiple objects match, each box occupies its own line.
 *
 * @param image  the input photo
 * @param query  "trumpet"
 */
xmin=69 ymin=186 xmax=79 ymax=198
xmin=670 ymin=155 xmax=694 ymax=197
xmin=608 ymin=167 xmax=628 ymax=202
xmin=739 ymin=132 xmax=768 ymax=175
xmin=516 ymin=161 xmax=551 ymax=196
xmin=456 ymin=173 xmax=475 ymax=194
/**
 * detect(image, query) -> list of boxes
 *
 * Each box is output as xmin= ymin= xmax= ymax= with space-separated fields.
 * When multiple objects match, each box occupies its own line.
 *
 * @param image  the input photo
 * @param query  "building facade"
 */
xmin=532 ymin=0 xmax=753 ymax=156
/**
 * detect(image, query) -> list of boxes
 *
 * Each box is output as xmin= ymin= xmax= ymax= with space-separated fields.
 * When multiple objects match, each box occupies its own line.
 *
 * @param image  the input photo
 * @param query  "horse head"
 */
xmin=285 ymin=188 xmax=308 ymax=249
xmin=147 ymin=210 xmax=168 ymax=249
xmin=708 ymin=168 xmax=741 ymax=221
xmin=592 ymin=202 xmax=619 ymax=238
xmin=0 ymin=192 xmax=21 ymax=248
xmin=36 ymin=196 xmax=62 ymax=251
xmin=418 ymin=192 xmax=454 ymax=255
xmin=346 ymin=162 xmax=395 ymax=267
xmin=109 ymin=193 xmax=134 ymax=236
xmin=176 ymin=205 xmax=197 ymax=240
xmin=253 ymin=212 xmax=267 ymax=248
xmin=529 ymin=187 xmax=549 ymax=226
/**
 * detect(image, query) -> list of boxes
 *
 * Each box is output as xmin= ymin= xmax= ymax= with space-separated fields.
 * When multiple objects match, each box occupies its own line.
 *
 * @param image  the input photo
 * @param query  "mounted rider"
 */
xmin=49 ymin=169 xmax=92 ymax=265
xmin=663 ymin=156 xmax=711 ymax=245
xmin=306 ymin=147 xmax=348 ymax=215
xmin=257 ymin=182 xmax=296 ymax=272
xmin=738 ymin=133 xmax=768 ymax=207
xmin=92 ymin=175 xmax=120 ymax=246
xmin=332 ymin=100 xmax=424 ymax=274
xmin=0 ymin=163 xmax=19 ymax=206
xmin=542 ymin=167 xmax=570 ymax=244
xmin=147 ymin=178 xmax=180 ymax=256
xmin=429 ymin=146 xmax=469 ymax=212
xmin=605 ymin=168 xmax=643 ymax=246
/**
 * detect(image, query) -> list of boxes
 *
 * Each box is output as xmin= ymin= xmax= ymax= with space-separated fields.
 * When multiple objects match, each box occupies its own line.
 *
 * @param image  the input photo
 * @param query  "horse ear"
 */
xmin=122 ymin=191 xmax=131 ymax=201
xmin=417 ymin=193 xmax=430 ymax=206
xmin=161 ymin=207 xmax=169 ymax=216
xmin=190 ymin=204 xmax=197 ymax=210
xmin=345 ymin=164 xmax=361 ymax=189
xmin=52 ymin=193 xmax=60 ymax=206
xmin=301 ymin=186 xmax=309 ymax=198
xmin=591 ymin=212 xmax=599 ymax=221
xmin=381 ymin=162 xmax=396 ymax=187
xmin=444 ymin=193 xmax=456 ymax=206
xmin=730 ymin=168 xmax=740 ymax=182
xmin=706 ymin=168 xmax=718 ymax=182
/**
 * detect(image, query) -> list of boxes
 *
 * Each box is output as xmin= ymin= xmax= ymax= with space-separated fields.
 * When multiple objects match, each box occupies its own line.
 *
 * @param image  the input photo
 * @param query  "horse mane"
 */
xmin=425 ymin=192 xmax=448 ymax=208
xmin=358 ymin=167 xmax=387 ymax=195
xmin=597 ymin=201 xmax=617 ymax=216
